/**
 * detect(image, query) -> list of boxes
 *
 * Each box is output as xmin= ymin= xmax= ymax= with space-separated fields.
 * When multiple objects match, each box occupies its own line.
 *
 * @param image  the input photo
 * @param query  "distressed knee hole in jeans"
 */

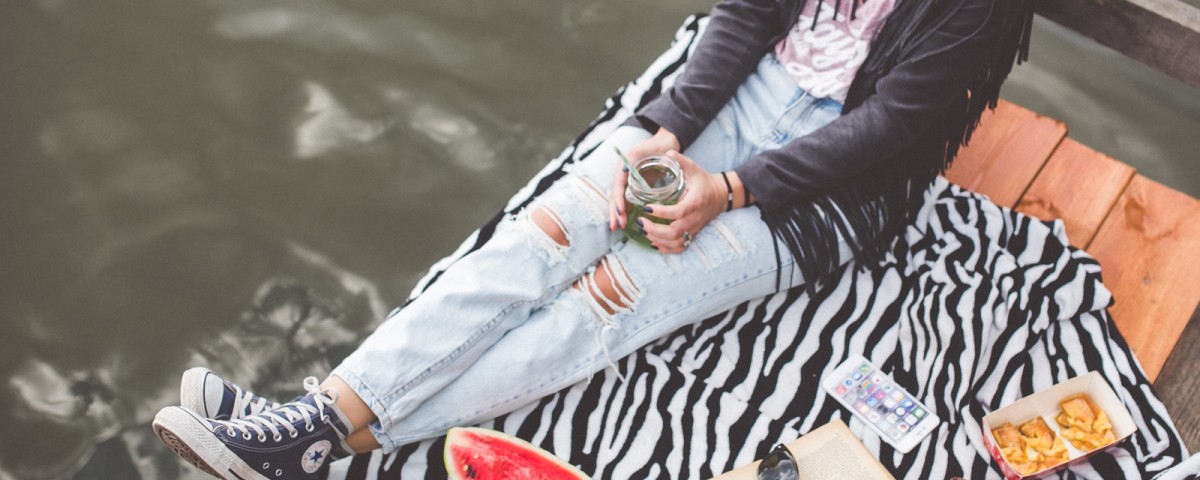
xmin=519 ymin=176 xmax=609 ymax=264
xmin=573 ymin=254 xmax=642 ymax=379
xmin=519 ymin=207 xmax=569 ymax=264
xmin=532 ymin=208 xmax=569 ymax=245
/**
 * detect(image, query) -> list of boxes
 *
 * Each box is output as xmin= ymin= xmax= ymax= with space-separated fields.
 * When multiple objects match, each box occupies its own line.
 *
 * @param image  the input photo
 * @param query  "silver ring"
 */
xmin=682 ymin=231 xmax=692 ymax=247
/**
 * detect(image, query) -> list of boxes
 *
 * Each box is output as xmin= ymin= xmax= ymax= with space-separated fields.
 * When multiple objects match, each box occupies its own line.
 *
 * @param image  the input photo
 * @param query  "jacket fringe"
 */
xmin=763 ymin=0 xmax=1038 ymax=289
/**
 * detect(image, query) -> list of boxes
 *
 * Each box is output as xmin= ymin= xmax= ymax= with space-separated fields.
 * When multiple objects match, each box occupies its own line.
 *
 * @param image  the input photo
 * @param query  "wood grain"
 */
xmin=1015 ymin=139 xmax=1136 ymax=248
xmin=1087 ymin=175 xmax=1200 ymax=381
xmin=1153 ymin=306 xmax=1200 ymax=453
xmin=944 ymin=100 xmax=1067 ymax=207
xmin=1038 ymin=0 xmax=1200 ymax=90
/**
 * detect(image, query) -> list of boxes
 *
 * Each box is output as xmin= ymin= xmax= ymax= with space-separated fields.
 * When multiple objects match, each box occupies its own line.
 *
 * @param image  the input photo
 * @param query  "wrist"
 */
xmin=718 ymin=172 xmax=734 ymax=213
xmin=654 ymin=128 xmax=681 ymax=152
xmin=703 ymin=172 xmax=724 ymax=216
xmin=724 ymin=171 xmax=753 ymax=209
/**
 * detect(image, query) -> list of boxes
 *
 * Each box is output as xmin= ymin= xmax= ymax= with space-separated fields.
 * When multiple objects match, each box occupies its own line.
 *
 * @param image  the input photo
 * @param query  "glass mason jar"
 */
xmin=621 ymin=155 xmax=686 ymax=248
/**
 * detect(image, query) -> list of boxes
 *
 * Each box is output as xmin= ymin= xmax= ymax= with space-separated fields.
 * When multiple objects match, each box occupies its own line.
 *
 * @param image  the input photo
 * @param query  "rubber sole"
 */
xmin=154 ymin=422 xmax=223 ymax=478
xmin=153 ymin=407 xmax=267 ymax=480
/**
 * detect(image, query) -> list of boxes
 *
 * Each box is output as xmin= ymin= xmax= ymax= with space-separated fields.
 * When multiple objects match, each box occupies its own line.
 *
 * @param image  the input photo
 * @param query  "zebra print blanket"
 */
xmin=327 ymin=15 xmax=1191 ymax=480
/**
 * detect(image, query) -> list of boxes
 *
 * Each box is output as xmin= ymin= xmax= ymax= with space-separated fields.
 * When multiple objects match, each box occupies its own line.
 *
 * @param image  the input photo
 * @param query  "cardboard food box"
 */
xmin=980 ymin=372 xmax=1137 ymax=479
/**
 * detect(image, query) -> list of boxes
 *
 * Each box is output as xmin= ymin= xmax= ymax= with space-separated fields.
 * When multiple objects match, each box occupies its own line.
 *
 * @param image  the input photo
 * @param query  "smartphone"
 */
xmin=821 ymin=355 xmax=940 ymax=453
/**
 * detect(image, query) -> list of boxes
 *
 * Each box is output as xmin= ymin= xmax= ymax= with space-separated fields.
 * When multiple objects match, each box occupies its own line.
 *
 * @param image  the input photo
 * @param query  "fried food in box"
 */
xmin=1020 ymin=418 xmax=1070 ymax=470
xmin=991 ymin=417 xmax=1069 ymax=475
xmin=1055 ymin=394 xmax=1116 ymax=452
xmin=993 ymin=423 xmax=1035 ymax=474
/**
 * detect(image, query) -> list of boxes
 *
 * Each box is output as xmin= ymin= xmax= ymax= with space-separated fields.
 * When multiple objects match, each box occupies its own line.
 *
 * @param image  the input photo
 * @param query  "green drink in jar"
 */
xmin=622 ymin=155 xmax=686 ymax=248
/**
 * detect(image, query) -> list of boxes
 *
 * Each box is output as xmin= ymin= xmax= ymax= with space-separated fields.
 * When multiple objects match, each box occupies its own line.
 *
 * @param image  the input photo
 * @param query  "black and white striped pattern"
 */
xmin=327 ymin=15 xmax=1191 ymax=480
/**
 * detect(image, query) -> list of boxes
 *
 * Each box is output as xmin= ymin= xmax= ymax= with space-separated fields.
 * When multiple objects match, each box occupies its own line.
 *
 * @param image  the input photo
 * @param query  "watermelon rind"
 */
xmin=444 ymin=427 xmax=591 ymax=480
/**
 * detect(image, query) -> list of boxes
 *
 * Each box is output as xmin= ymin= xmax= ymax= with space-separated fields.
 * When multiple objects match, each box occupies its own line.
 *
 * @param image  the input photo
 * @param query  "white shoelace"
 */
xmin=222 ymin=377 xmax=340 ymax=443
xmin=231 ymin=385 xmax=279 ymax=418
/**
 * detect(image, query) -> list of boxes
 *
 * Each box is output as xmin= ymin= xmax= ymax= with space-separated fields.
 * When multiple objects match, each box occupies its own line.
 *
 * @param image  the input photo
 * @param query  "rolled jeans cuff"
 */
xmin=330 ymin=366 xmax=399 ymax=452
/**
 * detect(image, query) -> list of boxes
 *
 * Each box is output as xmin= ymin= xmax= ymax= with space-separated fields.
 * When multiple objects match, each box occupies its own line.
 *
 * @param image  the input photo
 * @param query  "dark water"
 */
xmin=1002 ymin=17 xmax=1200 ymax=195
xmin=2 ymin=1 xmax=1198 ymax=478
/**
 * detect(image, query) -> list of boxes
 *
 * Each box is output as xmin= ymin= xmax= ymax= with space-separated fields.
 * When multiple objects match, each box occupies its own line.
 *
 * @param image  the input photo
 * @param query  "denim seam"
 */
xmin=379 ymin=272 xmax=576 ymax=416
xmin=474 ymin=347 xmax=604 ymax=420
xmin=760 ymin=90 xmax=810 ymax=145
xmin=626 ymin=265 xmax=788 ymax=336
xmin=386 ymin=298 xmax=531 ymax=406
xmin=393 ymin=352 xmax=596 ymax=446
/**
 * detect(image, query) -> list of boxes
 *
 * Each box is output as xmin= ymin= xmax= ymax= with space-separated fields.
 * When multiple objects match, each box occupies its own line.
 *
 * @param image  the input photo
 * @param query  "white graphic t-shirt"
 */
xmin=774 ymin=0 xmax=896 ymax=103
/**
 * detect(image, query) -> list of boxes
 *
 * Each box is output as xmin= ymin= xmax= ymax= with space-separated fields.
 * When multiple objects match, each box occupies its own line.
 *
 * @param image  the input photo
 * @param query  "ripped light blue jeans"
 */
xmin=331 ymin=54 xmax=854 ymax=450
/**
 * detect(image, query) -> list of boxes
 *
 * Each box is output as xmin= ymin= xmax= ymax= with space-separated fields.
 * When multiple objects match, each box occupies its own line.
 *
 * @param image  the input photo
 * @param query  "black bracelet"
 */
xmin=720 ymin=172 xmax=733 ymax=212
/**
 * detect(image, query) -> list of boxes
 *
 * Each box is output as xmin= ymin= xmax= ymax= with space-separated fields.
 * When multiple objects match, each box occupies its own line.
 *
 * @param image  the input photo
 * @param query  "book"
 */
xmin=710 ymin=419 xmax=895 ymax=480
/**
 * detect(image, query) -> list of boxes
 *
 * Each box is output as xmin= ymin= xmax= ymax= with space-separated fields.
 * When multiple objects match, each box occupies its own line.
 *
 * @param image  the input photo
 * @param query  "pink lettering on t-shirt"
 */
xmin=774 ymin=0 xmax=896 ymax=103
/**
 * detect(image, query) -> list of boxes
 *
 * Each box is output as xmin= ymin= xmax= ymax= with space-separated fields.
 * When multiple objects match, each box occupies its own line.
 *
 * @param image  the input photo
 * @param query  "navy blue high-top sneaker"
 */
xmin=180 ymin=367 xmax=282 ymax=421
xmin=154 ymin=377 xmax=355 ymax=479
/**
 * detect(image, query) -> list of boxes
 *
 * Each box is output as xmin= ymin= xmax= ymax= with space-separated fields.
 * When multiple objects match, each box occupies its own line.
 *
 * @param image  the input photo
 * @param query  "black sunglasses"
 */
xmin=756 ymin=444 xmax=799 ymax=480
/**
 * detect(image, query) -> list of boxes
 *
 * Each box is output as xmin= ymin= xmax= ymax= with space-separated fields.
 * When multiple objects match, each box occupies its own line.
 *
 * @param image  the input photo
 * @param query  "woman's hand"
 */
xmin=638 ymin=150 xmax=727 ymax=254
xmin=608 ymin=128 xmax=682 ymax=231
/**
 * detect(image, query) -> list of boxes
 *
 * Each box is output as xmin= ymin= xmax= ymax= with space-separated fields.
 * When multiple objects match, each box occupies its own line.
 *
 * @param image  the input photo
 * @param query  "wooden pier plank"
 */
xmin=1086 ymin=175 xmax=1200 ymax=382
xmin=951 ymin=100 xmax=1198 ymax=384
xmin=1038 ymin=0 xmax=1200 ymax=90
xmin=1153 ymin=305 xmax=1200 ymax=452
xmin=1014 ymin=139 xmax=1136 ymax=248
xmin=944 ymin=99 xmax=1067 ymax=208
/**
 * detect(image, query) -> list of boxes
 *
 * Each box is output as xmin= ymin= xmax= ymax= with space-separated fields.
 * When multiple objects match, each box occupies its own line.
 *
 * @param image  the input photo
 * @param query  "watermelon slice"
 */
xmin=444 ymin=427 xmax=590 ymax=480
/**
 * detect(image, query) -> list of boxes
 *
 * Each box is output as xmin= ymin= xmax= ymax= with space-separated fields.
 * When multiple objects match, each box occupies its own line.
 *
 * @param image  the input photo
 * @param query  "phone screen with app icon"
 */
xmin=822 ymin=355 xmax=940 ymax=453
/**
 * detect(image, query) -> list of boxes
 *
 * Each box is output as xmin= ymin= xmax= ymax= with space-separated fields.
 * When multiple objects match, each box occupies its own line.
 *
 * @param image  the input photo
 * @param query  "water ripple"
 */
xmin=209 ymin=0 xmax=471 ymax=70
xmin=294 ymin=82 xmax=386 ymax=159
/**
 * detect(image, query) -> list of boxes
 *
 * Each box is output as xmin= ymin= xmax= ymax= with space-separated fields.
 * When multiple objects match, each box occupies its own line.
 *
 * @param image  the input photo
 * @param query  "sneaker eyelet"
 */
xmin=263 ymin=462 xmax=270 ymax=469
xmin=273 ymin=434 xmax=282 ymax=442
xmin=243 ymin=432 xmax=252 ymax=441
xmin=276 ymin=469 xmax=283 ymax=476
xmin=258 ymin=434 xmax=267 ymax=442
xmin=306 ymin=425 xmax=315 ymax=433
xmin=290 ymin=431 xmax=299 ymax=438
